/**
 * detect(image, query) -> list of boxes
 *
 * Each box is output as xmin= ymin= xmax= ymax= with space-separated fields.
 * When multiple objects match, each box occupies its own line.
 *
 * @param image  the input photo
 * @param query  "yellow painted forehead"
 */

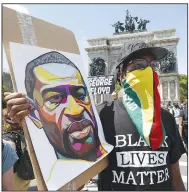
xmin=33 ymin=63 xmax=83 ymax=85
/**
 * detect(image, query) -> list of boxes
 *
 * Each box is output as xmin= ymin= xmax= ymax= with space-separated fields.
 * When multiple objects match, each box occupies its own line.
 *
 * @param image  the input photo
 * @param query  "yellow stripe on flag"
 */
xmin=125 ymin=67 xmax=154 ymax=146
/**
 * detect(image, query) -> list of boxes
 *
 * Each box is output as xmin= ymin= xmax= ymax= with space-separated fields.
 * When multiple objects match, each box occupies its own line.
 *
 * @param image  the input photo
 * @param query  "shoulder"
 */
xmin=3 ymin=142 xmax=13 ymax=153
xmin=161 ymin=108 xmax=175 ymax=120
xmin=96 ymin=102 xmax=107 ymax=114
xmin=161 ymin=108 xmax=176 ymax=128
xmin=161 ymin=109 xmax=179 ymax=136
xmin=2 ymin=142 xmax=18 ymax=174
xmin=96 ymin=101 xmax=114 ymax=114
xmin=3 ymin=140 xmax=16 ymax=151
xmin=96 ymin=101 xmax=115 ymax=122
xmin=3 ymin=142 xmax=18 ymax=160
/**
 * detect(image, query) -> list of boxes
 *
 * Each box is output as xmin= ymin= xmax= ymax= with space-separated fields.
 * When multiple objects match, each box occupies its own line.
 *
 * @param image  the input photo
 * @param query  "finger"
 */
xmin=5 ymin=92 xmax=26 ymax=102
xmin=6 ymin=98 xmax=29 ymax=114
xmin=9 ymin=103 xmax=30 ymax=119
xmin=4 ymin=92 xmax=12 ymax=97
xmin=3 ymin=111 xmax=9 ymax=119
xmin=11 ymin=110 xmax=30 ymax=124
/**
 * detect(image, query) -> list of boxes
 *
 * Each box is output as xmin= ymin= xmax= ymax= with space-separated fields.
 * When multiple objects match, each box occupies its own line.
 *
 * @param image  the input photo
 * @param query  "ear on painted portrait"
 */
xmin=26 ymin=96 xmax=43 ymax=129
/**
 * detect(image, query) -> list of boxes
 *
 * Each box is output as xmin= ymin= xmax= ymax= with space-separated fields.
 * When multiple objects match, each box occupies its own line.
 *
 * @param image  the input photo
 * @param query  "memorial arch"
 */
xmin=85 ymin=28 xmax=180 ymax=105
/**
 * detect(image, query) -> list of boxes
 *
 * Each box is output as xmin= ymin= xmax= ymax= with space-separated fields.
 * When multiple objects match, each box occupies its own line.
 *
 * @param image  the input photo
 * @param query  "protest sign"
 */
xmin=9 ymin=43 xmax=113 ymax=191
xmin=88 ymin=75 xmax=115 ymax=95
xmin=3 ymin=7 xmax=113 ymax=191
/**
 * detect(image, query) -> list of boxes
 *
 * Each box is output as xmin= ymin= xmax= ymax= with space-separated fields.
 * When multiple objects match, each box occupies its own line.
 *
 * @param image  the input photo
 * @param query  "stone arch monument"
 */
xmin=85 ymin=28 xmax=180 ymax=105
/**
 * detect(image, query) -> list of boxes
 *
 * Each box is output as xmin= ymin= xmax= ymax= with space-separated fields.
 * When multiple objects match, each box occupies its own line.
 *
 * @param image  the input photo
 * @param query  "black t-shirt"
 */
xmin=97 ymin=99 xmax=185 ymax=191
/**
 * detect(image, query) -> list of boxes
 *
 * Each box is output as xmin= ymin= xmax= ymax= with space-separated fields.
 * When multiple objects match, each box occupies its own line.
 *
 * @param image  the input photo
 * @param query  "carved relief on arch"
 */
xmin=170 ymin=80 xmax=176 ymax=100
xmin=157 ymin=51 xmax=177 ymax=74
xmin=89 ymin=57 xmax=106 ymax=76
xmin=109 ymin=56 xmax=118 ymax=74
xmin=162 ymin=81 xmax=168 ymax=100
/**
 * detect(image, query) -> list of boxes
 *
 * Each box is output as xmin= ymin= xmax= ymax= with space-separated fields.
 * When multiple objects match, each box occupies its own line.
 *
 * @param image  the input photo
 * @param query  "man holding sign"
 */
xmin=5 ymin=40 xmax=185 ymax=191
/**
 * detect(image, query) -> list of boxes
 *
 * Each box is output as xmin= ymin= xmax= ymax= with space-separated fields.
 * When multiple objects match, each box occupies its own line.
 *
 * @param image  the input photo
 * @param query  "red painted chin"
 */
xmin=68 ymin=128 xmax=96 ymax=157
xmin=71 ymin=142 xmax=94 ymax=156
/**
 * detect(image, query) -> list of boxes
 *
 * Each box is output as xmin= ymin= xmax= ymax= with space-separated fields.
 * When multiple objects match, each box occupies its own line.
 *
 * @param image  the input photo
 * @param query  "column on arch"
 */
xmin=168 ymin=81 xmax=171 ymax=101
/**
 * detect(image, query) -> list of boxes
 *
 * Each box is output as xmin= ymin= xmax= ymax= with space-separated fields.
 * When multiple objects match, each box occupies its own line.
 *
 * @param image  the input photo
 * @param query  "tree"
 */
xmin=89 ymin=58 xmax=106 ymax=76
xmin=115 ymin=82 xmax=122 ymax=92
xmin=2 ymin=72 xmax=13 ymax=109
xmin=179 ymin=74 xmax=187 ymax=102
xmin=2 ymin=71 xmax=13 ymax=91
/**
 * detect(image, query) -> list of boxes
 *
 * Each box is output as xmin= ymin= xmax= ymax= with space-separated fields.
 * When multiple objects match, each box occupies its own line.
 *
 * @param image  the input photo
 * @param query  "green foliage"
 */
xmin=115 ymin=82 xmax=122 ymax=92
xmin=89 ymin=58 xmax=106 ymax=76
xmin=2 ymin=72 xmax=13 ymax=91
xmin=179 ymin=74 xmax=187 ymax=102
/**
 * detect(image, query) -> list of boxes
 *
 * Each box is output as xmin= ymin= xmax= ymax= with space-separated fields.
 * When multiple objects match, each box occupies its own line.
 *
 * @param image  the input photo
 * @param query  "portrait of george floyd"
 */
xmin=9 ymin=43 xmax=113 ymax=190
xmin=25 ymin=51 xmax=106 ymax=161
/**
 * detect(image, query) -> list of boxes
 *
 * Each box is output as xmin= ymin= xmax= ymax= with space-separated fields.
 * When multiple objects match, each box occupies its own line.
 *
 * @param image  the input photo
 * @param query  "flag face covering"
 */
xmin=122 ymin=66 xmax=165 ymax=150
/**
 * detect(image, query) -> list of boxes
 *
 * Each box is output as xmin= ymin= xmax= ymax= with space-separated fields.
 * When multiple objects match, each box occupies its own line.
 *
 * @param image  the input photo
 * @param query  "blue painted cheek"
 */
xmin=69 ymin=136 xmax=74 ymax=143
xmin=85 ymin=137 xmax=92 ymax=144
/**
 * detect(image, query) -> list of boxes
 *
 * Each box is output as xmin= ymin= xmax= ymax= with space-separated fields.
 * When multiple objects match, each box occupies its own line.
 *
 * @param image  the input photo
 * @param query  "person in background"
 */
xmin=161 ymin=103 xmax=167 ymax=110
xmin=180 ymin=99 xmax=186 ymax=110
xmin=2 ymin=141 xmax=18 ymax=191
xmin=179 ymin=99 xmax=188 ymax=152
xmin=168 ymin=104 xmax=174 ymax=115
xmin=172 ymin=103 xmax=181 ymax=130
xmin=166 ymin=101 xmax=172 ymax=111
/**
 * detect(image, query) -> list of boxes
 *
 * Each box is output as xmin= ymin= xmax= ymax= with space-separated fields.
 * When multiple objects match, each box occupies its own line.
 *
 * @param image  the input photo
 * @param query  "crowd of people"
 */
xmin=2 ymin=40 xmax=187 ymax=191
xmin=161 ymin=99 xmax=188 ymax=152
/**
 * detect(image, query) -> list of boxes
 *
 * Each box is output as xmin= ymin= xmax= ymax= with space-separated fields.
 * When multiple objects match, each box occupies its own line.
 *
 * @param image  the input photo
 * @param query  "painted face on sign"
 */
xmin=27 ymin=60 xmax=105 ymax=161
